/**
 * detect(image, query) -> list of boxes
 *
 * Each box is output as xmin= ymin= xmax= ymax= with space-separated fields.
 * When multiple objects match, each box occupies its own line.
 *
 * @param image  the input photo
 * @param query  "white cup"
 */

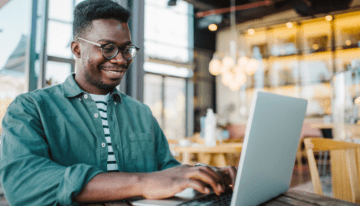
xmin=179 ymin=139 xmax=191 ymax=147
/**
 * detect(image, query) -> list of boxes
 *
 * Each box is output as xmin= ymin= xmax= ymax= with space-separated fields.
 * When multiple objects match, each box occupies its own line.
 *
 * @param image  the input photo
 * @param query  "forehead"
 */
xmin=86 ymin=19 xmax=131 ymax=42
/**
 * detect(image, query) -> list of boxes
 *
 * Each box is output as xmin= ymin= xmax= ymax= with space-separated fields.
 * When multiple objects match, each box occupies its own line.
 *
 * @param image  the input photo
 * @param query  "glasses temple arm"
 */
xmin=77 ymin=37 xmax=102 ymax=47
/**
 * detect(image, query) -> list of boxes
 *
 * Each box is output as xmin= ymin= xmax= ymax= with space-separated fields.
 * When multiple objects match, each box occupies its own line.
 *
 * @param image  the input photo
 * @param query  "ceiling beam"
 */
xmin=195 ymin=0 xmax=272 ymax=18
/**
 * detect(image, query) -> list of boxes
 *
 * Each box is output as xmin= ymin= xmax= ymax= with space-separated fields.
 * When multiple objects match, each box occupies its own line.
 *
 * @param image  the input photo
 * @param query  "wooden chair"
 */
xmin=295 ymin=139 xmax=305 ymax=172
xmin=304 ymin=138 xmax=360 ymax=203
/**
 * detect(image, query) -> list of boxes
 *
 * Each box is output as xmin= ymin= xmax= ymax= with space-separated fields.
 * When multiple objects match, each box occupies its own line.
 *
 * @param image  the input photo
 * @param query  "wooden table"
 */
xmin=310 ymin=123 xmax=360 ymax=137
xmin=260 ymin=189 xmax=360 ymax=205
xmin=173 ymin=143 xmax=243 ymax=167
xmin=0 ymin=188 xmax=355 ymax=205
xmin=83 ymin=189 xmax=359 ymax=205
xmin=310 ymin=123 xmax=333 ymax=130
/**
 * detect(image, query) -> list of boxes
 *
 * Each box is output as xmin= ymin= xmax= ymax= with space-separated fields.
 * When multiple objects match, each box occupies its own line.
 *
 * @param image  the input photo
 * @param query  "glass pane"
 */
xmin=0 ymin=0 xmax=31 ymax=70
xmin=144 ymin=0 xmax=190 ymax=63
xmin=75 ymin=0 xmax=86 ymax=6
xmin=145 ymin=41 xmax=189 ymax=63
xmin=334 ymin=12 xmax=360 ymax=49
xmin=146 ymin=0 xmax=189 ymax=14
xmin=301 ymin=18 xmax=331 ymax=53
xmin=144 ymin=74 xmax=163 ymax=128
xmin=267 ymin=24 xmax=298 ymax=57
xmin=47 ymin=21 xmax=73 ymax=58
xmin=49 ymin=0 xmax=73 ymax=22
xmin=45 ymin=61 xmax=71 ymax=86
xmin=299 ymin=20 xmax=333 ymax=118
xmin=267 ymin=56 xmax=300 ymax=87
xmin=0 ymin=0 xmax=31 ymax=130
xmin=164 ymin=77 xmax=186 ymax=139
xmin=144 ymin=61 xmax=191 ymax=78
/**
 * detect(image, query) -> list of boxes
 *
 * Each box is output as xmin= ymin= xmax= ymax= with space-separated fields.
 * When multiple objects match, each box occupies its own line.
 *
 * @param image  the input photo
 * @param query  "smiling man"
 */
xmin=0 ymin=0 xmax=236 ymax=205
xmin=73 ymin=18 xmax=134 ymax=95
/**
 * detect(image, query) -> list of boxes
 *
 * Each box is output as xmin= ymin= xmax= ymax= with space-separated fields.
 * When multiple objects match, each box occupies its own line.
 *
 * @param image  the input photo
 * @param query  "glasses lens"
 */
xmin=102 ymin=44 xmax=118 ymax=59
xmin=123 ymin=46 xmax=138 ymax=60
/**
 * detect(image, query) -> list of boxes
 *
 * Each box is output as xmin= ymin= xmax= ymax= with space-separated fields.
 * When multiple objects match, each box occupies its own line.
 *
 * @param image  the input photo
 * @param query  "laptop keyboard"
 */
xmin=178 ymin=187 xmax=233 ymax=206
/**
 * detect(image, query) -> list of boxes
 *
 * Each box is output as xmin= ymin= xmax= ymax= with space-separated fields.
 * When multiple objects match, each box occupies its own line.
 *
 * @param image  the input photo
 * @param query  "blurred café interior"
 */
xmin=1 ymin=0 xmax=360 ymax=203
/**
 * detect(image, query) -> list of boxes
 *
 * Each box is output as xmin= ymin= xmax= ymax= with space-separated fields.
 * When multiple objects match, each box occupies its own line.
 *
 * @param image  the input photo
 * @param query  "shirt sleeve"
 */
xmin=0 ymin=95 xmax=103 ymax=206
xmin=151 ymin=115 xmax=181 ymax=170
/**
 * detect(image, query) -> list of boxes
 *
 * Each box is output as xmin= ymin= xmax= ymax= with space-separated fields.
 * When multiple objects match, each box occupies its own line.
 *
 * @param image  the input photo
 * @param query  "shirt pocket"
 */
xmin=129 ymin=133 xmax=157 ymax=172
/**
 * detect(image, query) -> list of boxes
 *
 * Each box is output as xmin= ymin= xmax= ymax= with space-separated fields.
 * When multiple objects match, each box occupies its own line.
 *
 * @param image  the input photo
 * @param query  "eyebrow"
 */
xmin=98 ymin=39 xmax=133 ymax=46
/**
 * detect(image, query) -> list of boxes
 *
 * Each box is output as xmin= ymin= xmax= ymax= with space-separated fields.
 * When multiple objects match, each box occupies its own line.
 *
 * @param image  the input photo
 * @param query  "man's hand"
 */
xmin=195 ymin=163 xmax=237 ymax=189
xmin=140 ymin=165 xmax=226 ymax=199
xmin=217 ymin=166 xmax=237 ymax=188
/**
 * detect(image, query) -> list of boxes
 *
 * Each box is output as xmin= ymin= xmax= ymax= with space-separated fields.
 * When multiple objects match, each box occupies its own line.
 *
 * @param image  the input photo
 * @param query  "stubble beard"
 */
xmin=81 ymin=57 xmax=129 ymax=92
xmin=84 ymin=65 xmax=128 ymax=92
xmin=84 ymin=71 xmax=118 ymax=91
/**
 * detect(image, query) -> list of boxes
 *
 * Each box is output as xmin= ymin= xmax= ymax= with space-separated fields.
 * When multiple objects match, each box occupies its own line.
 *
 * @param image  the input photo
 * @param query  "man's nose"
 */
xmin=109 ymin=51 xmax=127 ymax=65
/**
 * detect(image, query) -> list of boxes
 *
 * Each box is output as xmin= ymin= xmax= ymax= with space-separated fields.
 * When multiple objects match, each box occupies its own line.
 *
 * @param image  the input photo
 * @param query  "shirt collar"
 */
xmin=62 ymin=73 xmax=84 ymax=98
xmin=62 ymin=73 xmax=122 ymax=103
xmin=109 ymin=87 xmax=122 ymax=103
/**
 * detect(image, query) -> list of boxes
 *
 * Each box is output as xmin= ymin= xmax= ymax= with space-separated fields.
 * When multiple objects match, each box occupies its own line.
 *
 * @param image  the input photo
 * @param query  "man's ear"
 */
xmin=71 ymin=41 xmax=81 ymax=58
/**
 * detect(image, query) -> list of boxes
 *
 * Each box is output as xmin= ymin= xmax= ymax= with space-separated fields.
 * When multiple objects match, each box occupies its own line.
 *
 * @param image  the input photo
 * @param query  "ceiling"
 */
xmin=183 ymin=0 xmax=293 ymax=29
xmin=185 ymin=0 xmax=256 ymax=10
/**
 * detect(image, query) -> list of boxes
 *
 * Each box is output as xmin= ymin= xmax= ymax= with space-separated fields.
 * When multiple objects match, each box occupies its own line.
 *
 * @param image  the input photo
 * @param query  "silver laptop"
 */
xmin=131 ymin=91 xmax=308 ymax=206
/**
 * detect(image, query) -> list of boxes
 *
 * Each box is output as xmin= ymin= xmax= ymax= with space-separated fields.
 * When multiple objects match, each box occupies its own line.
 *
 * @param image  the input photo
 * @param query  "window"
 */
xmin=144 ymin=0 xmax=191 ymax=63
xmin=44 ymin=0 xmax=86 ymax=87
xmin=143 ymin=0 xmax=194 ymax=137
xmin=144 ymin=73 xmax=187 ymax=140
xmin=0 ymin=0 xmax=31 ymax=129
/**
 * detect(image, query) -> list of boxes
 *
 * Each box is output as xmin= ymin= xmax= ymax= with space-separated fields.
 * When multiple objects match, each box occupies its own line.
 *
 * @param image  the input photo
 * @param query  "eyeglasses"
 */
xmin=77 ymin=37 xmax=140 ymax=61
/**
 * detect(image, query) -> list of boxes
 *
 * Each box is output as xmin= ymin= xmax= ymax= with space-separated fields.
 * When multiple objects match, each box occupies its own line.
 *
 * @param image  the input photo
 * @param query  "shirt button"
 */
xmin=84 ymin=94 xmax=88 ymax=99
xmin=79 ymin=98 xmax=82 ymax=101
xmin=101 ymin=143 xmax=106 ymax=147
xmin=94 ymin=113 xmax=99 ymax=118
xmin=114 ymin=102 xmax=117 ymax=105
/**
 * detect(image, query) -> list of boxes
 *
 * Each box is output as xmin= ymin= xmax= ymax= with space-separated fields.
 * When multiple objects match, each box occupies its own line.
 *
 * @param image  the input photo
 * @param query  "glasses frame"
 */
xmin=76 ymin=37 xmax=140 ymax=60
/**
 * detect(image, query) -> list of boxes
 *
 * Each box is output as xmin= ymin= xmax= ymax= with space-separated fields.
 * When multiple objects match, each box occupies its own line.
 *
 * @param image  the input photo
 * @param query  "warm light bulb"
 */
xmin=208 ymin=24 xmax=218 ymax=32
xmin=235 ymin=71 xmax=247 ymax=85
xmin=209 ymin=59 xmax=222 ymax=76
xmin=237 ymin=56 xmax=249 ymax=68
xmin=222 ymin=56 xmax=235 ymax=68
xmin=345 ymin=40 xmax=352 ymax=46
xmin=228 ymin=72 xmax=246 ymax=91
xmin=312 ymin=44 xmax=319 ymax=50
xmin=355 ymin=96 xmax=360 ymax=104
xmin=247 ymin=29 xmax=255 ymax=35
xmin=325 ymin=15 xmax=333 ymax=21
xmin=286 ymin=22 xmax=293 ymax=29
xmin=229 ymin=81 xmax=241 ymax=91
xmin=221 ymin=71 xmax=233 ymax=86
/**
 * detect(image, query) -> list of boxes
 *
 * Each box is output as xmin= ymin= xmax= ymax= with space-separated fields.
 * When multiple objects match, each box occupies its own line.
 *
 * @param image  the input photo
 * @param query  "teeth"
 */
xmin=108 ymin=71 xmax=119 ymax=74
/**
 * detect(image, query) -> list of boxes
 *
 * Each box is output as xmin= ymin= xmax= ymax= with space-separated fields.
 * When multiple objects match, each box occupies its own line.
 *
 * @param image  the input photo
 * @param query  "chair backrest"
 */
xmin=304 ymin=138 xmax=360 ymax=203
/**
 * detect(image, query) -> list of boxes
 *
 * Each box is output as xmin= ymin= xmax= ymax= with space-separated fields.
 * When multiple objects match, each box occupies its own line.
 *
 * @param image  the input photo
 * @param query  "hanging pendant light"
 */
xmin=222 ymin=56 xmax=235 ymax=69
xmin=209 ymin=58 xmax=222 ymax=76
xmin=208 ymin=0 xmax=259 ymax=91
xmin=221 ymin=70 xmax=233 ymax=86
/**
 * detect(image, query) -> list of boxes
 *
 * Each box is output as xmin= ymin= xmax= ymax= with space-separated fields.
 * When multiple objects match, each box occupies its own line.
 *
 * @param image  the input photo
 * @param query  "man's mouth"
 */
xmin=100 ymin=66 xmax=127 ymax=78
xmin=107 ymin=70 xmax=122 ymax=74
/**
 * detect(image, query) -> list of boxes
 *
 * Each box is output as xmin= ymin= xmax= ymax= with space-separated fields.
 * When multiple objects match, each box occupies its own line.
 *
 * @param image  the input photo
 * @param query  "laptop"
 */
xmin=130 ymin=91 xmax=308 ymax=206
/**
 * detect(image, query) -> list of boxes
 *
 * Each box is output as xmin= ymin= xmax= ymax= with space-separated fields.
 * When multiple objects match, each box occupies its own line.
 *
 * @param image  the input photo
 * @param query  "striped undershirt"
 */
xmin=89 ymin=93 xmax=119 ymax=172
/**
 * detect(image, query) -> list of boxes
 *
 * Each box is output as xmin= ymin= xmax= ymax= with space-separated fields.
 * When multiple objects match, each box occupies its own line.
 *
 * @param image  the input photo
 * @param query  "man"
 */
xmin=0 ymin=0 xmax=236 ymax=205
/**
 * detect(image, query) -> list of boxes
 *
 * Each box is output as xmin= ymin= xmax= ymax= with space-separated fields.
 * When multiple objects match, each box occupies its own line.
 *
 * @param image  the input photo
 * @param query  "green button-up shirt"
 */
xmin=0 ymin=74 xmax=181 ymax=206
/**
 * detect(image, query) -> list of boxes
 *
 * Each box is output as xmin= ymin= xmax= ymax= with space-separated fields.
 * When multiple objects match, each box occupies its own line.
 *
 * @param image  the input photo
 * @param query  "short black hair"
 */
xmin=73 ymin=0 xmax=131 ymax=38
